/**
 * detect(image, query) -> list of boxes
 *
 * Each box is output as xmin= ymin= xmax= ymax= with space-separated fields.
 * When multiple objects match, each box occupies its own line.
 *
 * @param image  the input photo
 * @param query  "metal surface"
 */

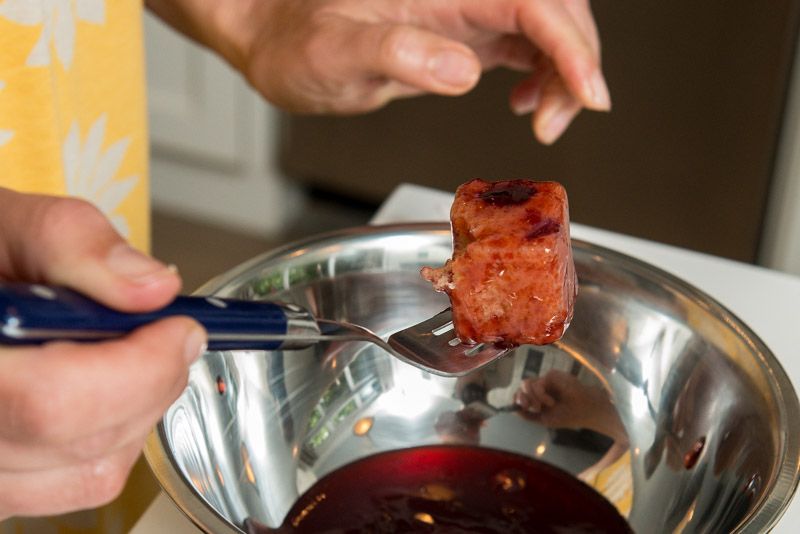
xmin=145 ymin=223 xmax=800 ymax=533
xmin=316 ymin=309 xmax=510 ymax=376
xmin=386 ymin=308 xmax=512 ymax=376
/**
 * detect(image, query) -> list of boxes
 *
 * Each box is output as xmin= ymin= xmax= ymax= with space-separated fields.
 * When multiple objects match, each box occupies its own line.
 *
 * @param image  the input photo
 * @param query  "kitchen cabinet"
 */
xmin=278 ymin=1 xmax=800 ymax=264
xmin=144 ymin=13 xmax=301 ymax=235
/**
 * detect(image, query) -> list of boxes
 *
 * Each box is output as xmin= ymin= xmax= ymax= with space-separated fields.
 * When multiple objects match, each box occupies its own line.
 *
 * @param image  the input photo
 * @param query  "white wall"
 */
xmin=761 ymin=37 xmax=800 ymax=277
xmin=144 ymin=13 xmax=302 ymax=237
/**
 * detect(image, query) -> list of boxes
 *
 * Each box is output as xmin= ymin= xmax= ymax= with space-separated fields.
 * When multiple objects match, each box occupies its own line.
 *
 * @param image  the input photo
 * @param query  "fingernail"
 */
xmin=538 ymin=103 xmax=577 ymax=145
xmin=511 ymin=91 xmax=542 ymax=116
xmin=584 ymin=69 xmax=611 ymax=111
xmin=106 ymin=244 xmax=176 ymax=284
xmin=429 ymin=50 xmax=479 ymax=88
xmin=184 ymin=326 xmax=208 ymax=364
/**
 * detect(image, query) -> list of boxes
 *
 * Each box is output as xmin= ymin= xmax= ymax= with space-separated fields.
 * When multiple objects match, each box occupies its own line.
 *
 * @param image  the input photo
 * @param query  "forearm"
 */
xmin=144 ymin=0 xmax=258 ymax=71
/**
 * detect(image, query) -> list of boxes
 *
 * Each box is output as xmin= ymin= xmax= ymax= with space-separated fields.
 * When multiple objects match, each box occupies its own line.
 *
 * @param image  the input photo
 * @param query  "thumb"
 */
xmin=0 ymin=188 xmax=180 ymax=311
xmin=347 ymin=21 xmax=482 ymax=95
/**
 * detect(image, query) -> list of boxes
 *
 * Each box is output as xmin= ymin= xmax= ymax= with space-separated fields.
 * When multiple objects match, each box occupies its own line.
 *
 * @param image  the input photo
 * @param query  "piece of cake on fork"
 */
xmin=422 ymin=179 xmax=577 ymax=347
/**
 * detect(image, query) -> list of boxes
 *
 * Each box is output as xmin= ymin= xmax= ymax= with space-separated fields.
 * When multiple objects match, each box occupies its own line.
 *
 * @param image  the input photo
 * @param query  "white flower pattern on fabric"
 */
xmin=0 ymin=0 xmax=105 ymax=69
xmin=63 ymin=114 xmax=138 ymax=237
xmin=0 ymin=81 xmax=13 ymax=147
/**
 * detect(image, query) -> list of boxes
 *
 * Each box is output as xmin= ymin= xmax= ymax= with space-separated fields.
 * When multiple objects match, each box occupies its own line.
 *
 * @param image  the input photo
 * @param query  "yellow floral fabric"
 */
xmin=584 ymin=450 xmax=634 ymax=518
xmin=0 ymin=0 xmax=150 ymax=252
xmin=0 ymin=0 xmax=157 ymax=532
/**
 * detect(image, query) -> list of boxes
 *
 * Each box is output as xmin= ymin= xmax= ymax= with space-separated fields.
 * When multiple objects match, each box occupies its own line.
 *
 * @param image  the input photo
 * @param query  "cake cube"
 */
xmin=421 ymin=179 xmax=577 ymax=346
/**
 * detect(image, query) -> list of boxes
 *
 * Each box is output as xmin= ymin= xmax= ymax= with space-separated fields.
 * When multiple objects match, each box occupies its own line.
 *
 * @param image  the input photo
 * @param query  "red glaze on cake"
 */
xmin=421 ymin=179 xmax=577 ymax=346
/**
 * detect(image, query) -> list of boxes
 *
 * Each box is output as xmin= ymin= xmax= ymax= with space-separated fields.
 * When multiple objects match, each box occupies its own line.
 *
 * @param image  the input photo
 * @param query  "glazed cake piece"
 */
xmin=422 ymin=179 xmax=577 ymax=346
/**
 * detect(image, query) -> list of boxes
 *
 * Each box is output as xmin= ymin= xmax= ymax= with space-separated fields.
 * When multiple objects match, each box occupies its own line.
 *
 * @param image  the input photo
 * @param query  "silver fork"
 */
xmin=317 ymin=309 xmax=511 ymax=376
xmin=0 ymin=283 xmax=510 ymax=377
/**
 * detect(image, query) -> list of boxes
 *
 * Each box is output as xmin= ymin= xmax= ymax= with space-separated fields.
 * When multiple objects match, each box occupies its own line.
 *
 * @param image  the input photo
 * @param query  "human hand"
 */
xmin=514 ymin=369 xmax=611 ymax=431
xmin=0 ymin=188 xmax=206 ymax=519
xmin=150 ymin=0 xmax=609 ymax=144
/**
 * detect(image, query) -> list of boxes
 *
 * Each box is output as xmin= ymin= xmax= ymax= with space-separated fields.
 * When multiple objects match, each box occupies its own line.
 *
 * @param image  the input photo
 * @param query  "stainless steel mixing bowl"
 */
xmin=145 ymin=223 xmax=800 ymax=533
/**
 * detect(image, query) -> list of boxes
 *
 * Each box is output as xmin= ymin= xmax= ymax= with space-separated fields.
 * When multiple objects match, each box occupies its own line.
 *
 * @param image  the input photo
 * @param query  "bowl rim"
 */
xmin=144 ymin=222 xmax=800 ymax=534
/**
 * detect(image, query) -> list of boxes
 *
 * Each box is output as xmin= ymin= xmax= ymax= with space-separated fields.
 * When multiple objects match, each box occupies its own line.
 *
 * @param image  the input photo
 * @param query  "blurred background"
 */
xmin=145 ymin=1 xmax=800 ymax=292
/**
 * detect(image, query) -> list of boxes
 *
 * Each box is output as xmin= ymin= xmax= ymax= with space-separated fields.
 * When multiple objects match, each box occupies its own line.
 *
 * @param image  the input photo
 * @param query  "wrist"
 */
xmin=205 ymin=0 xmax=267 ymax=73
xmin=146 ymin=0 xmax=265 ymax=74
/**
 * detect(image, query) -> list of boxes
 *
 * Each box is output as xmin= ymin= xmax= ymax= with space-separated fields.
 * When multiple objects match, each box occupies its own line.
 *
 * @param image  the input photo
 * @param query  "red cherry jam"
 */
xmin=246 ymin=445 xmax=631 ymax=533
xmin=477 ymin=181 xmax=538 ymax=206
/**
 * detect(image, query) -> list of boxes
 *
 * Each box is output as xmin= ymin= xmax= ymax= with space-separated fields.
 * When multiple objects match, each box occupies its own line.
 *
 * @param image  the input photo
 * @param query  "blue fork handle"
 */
xmin=0 ymin=283 xmax=320 ymax=351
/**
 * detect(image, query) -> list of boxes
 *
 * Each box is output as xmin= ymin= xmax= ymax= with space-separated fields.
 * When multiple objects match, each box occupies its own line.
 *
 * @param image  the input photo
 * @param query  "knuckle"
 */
xmin=115 ymin=335 xmax=189 ymax=410
xmin=5 ymin=373 xmax=62 ymax=442
xmin=31 ymin=197 xmax=115 ymax=263
xmin=68 ymin=428 xmax=125 ymax=462
xmin=377 ymin=26 xmax=412 ymax=67
xmin=301 ymin=32 xmax=335 ymax=82
xmin=78 ymin=456 xmax=135 ymax=508
xmin=136 ymin=327 xmax=189 ymax=380
xmin=0 ymin=486 xmax=30 ymax=519
xmin=293 ymin=12 xmax=333 ymax=77
xmin=35 ymin=197 xmax=107 ymax=244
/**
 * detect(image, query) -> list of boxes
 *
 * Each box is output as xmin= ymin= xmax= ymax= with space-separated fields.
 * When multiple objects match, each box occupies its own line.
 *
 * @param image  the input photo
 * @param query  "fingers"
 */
xmin=514 ymin=387 xmax=540 ymax=413
xmin=0 ymin=438 xmax=144 ymax=519
xmin=242 ymin=0 xmax=608 ymax=140
xmin=515 ymin=378 xmax=556 ymax=414
xmin=0 ymin=188 xmax=180 ymax=312
xmin=472 ymin=34 xmax=540 ymax=72
xmin=0 ymin=317 xmax=204 ymax=448
xmin=0 ymin=188 xmax=207 ymax=518
xmin=251 ymin=9 xmax=484 ymax=114
xmin=338 ymin=20 xmax=482 ymax=101
xmin=532 ymin=76 xmax=583 ymax=145
xmin=442 ymin=0 xmax=608 ymax=143
xmin=0 ymin=315 xmax=205 ymax=518
xmin=509 ymin=0 xmax=605 ymax=144
xmin=515 ymin=0 xmax=609 ymax=111
xmin=509 ymin=61 xmax=554 ymax=116
xmin=512 ymin=69 xmax=586 ymax=144
xmin=563 ymin=0 xmax=601 ymax=55
xmin=531 ymin=378 xmax=557 ymax=408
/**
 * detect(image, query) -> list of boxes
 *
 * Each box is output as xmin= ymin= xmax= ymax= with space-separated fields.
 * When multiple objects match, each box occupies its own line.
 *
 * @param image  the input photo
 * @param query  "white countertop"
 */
xmin=133 ymin=183 xmax=800 ymax=533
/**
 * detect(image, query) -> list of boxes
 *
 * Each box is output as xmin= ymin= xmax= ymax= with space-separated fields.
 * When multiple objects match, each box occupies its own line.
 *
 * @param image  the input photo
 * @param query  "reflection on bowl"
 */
xmin=145 ymin=223 xmax=800 ymax=533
